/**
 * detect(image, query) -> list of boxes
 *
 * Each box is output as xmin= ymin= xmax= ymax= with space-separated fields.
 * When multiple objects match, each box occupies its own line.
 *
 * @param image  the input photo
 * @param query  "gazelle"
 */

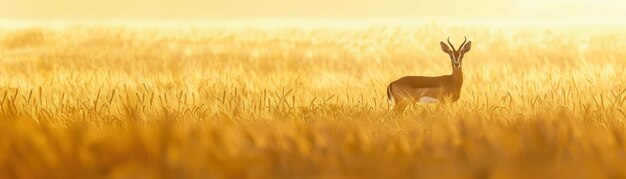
xmin=387 ymin=37 xmax=471 ymax=112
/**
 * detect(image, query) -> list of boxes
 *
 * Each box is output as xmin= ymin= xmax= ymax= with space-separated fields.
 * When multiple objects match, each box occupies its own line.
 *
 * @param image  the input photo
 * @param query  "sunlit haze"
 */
xmin=1 ymin=0 xmax=625 ymax=23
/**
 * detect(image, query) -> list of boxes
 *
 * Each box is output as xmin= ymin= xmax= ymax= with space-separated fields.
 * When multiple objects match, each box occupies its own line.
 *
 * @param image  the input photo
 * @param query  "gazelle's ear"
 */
xmin=461 ymin=41 xmax=472 ymax=53
xmin=440 ymin=41 xmax=451 ymax=53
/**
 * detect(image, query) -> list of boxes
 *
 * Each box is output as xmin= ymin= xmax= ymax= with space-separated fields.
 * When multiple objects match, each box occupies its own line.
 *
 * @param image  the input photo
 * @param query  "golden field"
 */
xmin=0 ymin=22 xmax=625 ymax=178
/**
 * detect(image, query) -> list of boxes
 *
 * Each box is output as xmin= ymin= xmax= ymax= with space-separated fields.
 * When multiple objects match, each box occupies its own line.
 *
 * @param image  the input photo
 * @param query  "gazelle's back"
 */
xmin=391 ymin=75 xmax=449 ymax=89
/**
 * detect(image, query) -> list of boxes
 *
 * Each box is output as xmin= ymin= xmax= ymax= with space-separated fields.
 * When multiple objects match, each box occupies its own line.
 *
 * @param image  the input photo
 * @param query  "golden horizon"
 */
xmin=1 ymin=0 xmax=624 ymax=21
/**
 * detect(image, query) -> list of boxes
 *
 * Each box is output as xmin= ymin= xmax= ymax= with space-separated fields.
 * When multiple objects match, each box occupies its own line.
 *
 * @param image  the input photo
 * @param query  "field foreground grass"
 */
xmin=1 ymin=22 xmax=626 ymax=178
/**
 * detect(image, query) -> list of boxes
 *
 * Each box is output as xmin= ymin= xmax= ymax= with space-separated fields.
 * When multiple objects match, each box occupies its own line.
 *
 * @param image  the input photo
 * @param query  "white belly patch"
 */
xmin=411 ymin=88 xmax=440 ymax=104
xmin=418 ymin=96 xmax=440 ymax=103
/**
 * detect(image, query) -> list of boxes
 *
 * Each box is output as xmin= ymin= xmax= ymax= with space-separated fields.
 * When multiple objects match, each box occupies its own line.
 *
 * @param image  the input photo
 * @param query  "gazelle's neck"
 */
xmin=451 ymin=68 xmax=463 ymax=86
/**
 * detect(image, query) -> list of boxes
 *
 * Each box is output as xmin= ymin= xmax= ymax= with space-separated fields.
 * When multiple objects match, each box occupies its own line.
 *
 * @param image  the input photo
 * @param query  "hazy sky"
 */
xmin=0 ymin=0 xmax=624 ymax=21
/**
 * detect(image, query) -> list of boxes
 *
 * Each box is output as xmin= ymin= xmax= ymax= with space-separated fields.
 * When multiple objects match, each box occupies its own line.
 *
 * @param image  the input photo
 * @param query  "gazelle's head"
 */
xmin=440 ymin=36 xmax=471 ymax=70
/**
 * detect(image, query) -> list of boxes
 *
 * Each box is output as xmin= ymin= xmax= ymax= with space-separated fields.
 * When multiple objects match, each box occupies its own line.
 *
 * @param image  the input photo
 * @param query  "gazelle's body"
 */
xmin=387 ymin=37 xmax=471 ymax=112
xmin=387 ymin=68 xmax=463 ymax=105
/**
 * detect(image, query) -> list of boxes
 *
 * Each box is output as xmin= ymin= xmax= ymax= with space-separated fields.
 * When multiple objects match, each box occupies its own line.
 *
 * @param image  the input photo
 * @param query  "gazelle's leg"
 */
xmin=393 ymin=99 xmax=410 ymax=113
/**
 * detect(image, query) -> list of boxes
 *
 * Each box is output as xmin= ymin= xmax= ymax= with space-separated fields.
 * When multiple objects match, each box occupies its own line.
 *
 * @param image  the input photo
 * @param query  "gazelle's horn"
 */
xmin=447 ymin=37 xmax=456 ymax=51
xmin=459 ymin=36 xmax=468 ymax=50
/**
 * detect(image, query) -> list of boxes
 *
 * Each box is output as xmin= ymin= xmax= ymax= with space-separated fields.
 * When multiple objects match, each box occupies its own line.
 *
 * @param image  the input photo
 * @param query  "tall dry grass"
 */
xmin=0 ymin=22 xmax=625 ymax=178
